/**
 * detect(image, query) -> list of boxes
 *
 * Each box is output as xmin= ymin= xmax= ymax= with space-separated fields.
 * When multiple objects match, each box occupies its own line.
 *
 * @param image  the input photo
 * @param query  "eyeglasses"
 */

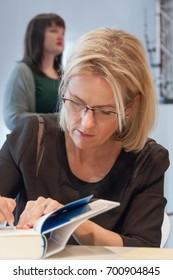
xmin=62 ymin=96 xmax=118 ymax=121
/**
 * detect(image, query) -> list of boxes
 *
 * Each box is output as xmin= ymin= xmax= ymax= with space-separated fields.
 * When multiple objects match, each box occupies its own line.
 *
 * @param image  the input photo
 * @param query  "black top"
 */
xmin=0 ymin=114 xmax=169 ymax=247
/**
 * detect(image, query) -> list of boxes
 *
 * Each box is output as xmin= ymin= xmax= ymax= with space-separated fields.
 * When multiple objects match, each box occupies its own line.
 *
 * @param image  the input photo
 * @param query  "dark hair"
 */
xmin=21 ymin=13 xmax=65 ymax=75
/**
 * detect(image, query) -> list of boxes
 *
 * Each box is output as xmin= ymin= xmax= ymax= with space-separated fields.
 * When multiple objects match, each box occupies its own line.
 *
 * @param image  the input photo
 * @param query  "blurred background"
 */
xmin=0 ymin=0 xmax=172 ymax=247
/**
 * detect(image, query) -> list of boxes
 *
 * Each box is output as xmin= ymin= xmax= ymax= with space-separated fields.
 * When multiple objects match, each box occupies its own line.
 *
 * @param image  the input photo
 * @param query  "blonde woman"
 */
xmin=0 ymin=28 xmax=169 ymax=247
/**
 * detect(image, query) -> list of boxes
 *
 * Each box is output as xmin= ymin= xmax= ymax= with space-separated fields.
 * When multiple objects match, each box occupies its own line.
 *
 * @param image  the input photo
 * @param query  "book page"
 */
xmin=0 ymin=227 xmax=39 ymax=237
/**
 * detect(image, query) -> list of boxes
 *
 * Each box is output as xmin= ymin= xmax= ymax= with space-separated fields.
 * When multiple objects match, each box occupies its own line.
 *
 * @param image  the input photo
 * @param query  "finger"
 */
xmin=7 ymin=198 xmax=16 ymax=212
xmin=0 ymin=211 xmax=6 ymax=224
xmin=0 ymin=196 xmax=8 ymax=223
xmin=0 ymin=197 xmax=15 ymax=224
xmin=26 ymin=198 xmax=61 ymax=223
xmin=17 ymin=197 xmax=47 ymax=228
xmin=16 ymin=200 xmax=36 ymax=228
xmin=43 ymin=199 xmax=62 ymax=214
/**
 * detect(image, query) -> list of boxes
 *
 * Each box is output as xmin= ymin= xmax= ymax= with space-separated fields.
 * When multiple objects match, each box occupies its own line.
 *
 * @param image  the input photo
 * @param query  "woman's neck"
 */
xmin=41 ymin=55 xmax=58 ymax=79
xmin=65 ymin=133 xmax=122 ymax=182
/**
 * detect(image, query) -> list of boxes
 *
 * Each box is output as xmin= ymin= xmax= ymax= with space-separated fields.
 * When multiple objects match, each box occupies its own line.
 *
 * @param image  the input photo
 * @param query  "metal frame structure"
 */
xmin=145 ymin=0 xmax=173 ymax=102
xmin=159 ymin=0 xmax=173 ymax=102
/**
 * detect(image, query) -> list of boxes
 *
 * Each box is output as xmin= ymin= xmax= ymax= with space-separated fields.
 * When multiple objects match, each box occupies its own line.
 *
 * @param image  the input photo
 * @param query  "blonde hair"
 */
xmin=59 ymin=28 xmax=157 ymax=152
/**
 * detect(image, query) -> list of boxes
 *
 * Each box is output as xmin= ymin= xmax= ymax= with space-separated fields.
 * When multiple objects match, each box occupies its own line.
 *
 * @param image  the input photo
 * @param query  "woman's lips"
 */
xmin=77 ymin=130 xmax=94 ymax=137
xmin=56 ymin=41 xmax=63 ymax=46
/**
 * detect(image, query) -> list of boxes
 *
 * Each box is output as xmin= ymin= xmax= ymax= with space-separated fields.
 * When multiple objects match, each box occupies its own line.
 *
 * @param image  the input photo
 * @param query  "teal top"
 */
xmin=33 ymin=72 xmax=60 ymax=113
xmin=3 ymin=62 xmax=61 ymax=130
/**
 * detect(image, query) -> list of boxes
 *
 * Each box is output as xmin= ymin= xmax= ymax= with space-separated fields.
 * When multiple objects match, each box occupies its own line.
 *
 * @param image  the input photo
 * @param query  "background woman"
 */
xmin=3 ymin=13 xmax=65 ymax=130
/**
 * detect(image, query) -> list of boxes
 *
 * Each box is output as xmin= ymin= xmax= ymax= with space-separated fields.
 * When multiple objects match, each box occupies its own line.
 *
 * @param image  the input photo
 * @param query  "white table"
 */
xmin=48 ymin=245 xmax=173 ymax=260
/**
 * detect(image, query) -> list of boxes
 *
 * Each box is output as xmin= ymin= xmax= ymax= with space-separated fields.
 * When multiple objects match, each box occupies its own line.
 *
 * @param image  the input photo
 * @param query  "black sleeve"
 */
xmin=120 ymin=140 xmax=169 ymax=247
xmin=0 ymin=116 xmax=38 ymax=198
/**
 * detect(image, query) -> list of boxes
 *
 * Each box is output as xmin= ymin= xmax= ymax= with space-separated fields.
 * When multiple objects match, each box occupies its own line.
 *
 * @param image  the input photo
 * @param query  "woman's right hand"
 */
xmin=0 ymin=196 xmax=16 ymax=225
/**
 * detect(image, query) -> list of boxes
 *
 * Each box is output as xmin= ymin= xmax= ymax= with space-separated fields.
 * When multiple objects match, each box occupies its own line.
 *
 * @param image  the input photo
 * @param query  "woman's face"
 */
xmin=63 ymin=75 xmax=119 ymax=150
xmin=43 ymin=23 xmax=65 ymax=55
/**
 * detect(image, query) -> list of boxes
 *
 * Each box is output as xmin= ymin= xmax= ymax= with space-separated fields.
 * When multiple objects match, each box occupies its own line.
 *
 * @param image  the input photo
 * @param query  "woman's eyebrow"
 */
xmin=68 ymin=90 xmax=84 ymax=102
xmin=68 ymin=89 xmax=116 ymax=109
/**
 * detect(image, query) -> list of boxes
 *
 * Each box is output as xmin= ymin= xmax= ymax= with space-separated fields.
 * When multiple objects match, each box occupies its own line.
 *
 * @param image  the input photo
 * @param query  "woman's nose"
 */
xmin=81 ymin=109 xmax=95 ymax=129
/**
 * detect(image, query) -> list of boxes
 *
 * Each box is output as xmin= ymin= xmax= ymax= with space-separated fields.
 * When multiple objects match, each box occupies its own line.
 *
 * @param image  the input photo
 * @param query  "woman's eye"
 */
xmin=101 ymin=110 xmax=112 ymax=115
xmin=49 ymin=28 xmax=57 ymax=33
xmin=71 ymin=101 xmax=82 ymax=110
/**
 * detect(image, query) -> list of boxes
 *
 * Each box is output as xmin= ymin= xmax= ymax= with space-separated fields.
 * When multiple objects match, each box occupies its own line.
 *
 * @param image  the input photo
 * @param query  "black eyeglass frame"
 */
xmin=62 ymin=96 xmax=118 ymax=116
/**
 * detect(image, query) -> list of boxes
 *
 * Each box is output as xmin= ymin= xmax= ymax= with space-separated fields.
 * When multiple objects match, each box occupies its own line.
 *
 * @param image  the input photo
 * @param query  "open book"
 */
xmin=0 ymin=195 xmax=120 ymax=259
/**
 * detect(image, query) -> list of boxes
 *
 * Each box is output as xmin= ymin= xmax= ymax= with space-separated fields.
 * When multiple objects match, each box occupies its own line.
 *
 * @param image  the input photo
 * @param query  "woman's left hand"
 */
xmin=16 ymin=196 xmax=62 ymax=229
